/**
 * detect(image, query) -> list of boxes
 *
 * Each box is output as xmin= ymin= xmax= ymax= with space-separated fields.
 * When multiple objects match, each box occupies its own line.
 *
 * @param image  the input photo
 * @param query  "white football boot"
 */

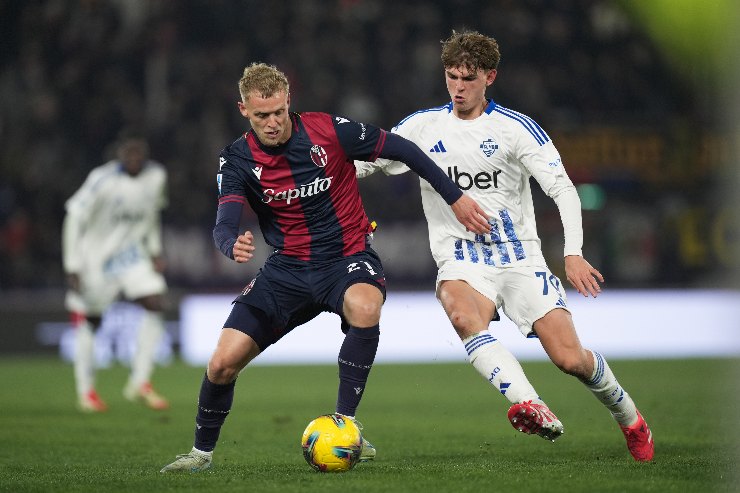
xmin=160 ymin=448 xmax=213 ymax=473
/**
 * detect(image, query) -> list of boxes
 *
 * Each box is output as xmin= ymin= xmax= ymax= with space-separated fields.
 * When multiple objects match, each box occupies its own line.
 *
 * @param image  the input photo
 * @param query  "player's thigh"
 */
xmin=435 ymin=261 xmax=499 ymax=333
xmin=67 ymin=269 xmax=119 ymax=316
xmin=208 ymin=327 xmax=261 ymax=384
xmin=320 ymin=249 xmax=387 ymax=322
xmin=342 ymin=282 xmax=384 ymax=328
xmin=228 ymin=259 xmax=319 ymax=351
xmin=498 ymin=266 xmax=569 ymax=338
xmin=227 ymin=288 xmax=290 ymax=353
xmin=436 ymin=279 xmax=497 ymax=338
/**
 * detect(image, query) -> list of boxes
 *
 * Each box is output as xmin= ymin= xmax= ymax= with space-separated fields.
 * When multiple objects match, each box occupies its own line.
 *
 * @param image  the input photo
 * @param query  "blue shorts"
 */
xmin=224 ymin=248 xmax=386 ymax=351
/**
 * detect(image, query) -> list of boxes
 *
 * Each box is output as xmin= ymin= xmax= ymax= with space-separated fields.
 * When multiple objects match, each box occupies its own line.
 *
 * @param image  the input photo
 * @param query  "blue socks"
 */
xmin=194 ymin=372 xmax=235 ymax=452
xmin=336 ymin=324 xmax=379 ymax=416
xmin=192 ymin=324 xmax=379 ymax=451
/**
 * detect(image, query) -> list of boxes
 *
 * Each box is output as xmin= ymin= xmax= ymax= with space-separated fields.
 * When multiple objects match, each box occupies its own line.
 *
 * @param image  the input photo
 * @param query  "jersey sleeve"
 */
xmin=62 ymin=211 xmax=84 ymax=273
xmin=330 ymin=115 xmax=389 ymax=162
xmin=154 ymin=162 xmax=168 ymax=210
xmin=144 ymin=164 xmax=167 ymax=257
xmin=516 ymin=132 xmax=583 ymax=258
xmin=213 ymin=148 xmax=248 ymax=259
xmin=355 ymin=156 xmax=409 ymax=178
xmin=552 ymin=187 xmax=584 ymax=257
xmin=354 ymin=114 xmax=419 ymax=178
xmin=62 ymin=168 xmax=104 ymax=272
xmin=217 ymin=151 xmax=249 ymax=199
xmin=64 ymin=167 xmax=105 ymax=219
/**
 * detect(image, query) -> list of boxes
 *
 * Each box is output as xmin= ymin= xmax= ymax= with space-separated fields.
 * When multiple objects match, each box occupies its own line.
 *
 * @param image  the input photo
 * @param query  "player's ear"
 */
xmin=486 ymin=69 xmax=497 ymax=86
xmin=237 ymin=100 xmax=249 ymax=117
xmin=286 ymin=92 xmax=291 ymax=108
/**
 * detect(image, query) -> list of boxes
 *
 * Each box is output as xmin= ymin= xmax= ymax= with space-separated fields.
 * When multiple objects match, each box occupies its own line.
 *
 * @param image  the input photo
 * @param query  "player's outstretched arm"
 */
xmin=564 ymin=255 xmax=604 ymax=298
xmin=451 ymin=194 xmax=490 ymax=234
xmin=378 ymin=133 xmax=489 ymax=233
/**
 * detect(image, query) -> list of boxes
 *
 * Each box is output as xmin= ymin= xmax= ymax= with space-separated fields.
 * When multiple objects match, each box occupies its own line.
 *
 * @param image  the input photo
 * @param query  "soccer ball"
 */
xmin=301 ymin=413 xmax=362 ymax=472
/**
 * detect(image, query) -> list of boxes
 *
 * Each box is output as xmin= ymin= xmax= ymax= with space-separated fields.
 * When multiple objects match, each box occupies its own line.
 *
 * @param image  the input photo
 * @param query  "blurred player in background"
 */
xmin=356 ymin=30 xmax=654 ymax=462
xmin=62 ymin=135 xmax=170 ymax=413
xmin=160 ymin=62 xmax=489 ymax=472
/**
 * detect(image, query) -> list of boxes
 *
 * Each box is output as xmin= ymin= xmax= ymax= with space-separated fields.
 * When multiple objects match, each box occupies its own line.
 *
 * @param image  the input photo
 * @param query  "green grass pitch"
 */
xmin=1 ymin=357 xmax=738 ymax=492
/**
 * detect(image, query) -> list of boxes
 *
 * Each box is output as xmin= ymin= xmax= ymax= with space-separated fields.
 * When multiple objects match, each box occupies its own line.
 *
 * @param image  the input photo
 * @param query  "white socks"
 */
xmin=127 ymin=310 xmax=165 ymax=389
xmin=463 ymin=331 xmax=541 ymax=405
xmin=464 ymin=331 xmax=638 ymax=427
xmin=583 ymin=351 xmax=638 ymax=426
xmin=74 ymin=319 xmax=96 ymax=397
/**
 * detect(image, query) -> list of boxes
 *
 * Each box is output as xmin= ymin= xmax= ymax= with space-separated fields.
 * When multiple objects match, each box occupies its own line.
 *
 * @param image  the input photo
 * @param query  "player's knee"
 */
xmin=348 ymin=302 xmax=382 ymax=326
xmin=343 ymin=284 xmax=383 ymax=327
xmin=447 ymin=309 xmax=477 ymax=334
xmin=552 ymin=352 xmax=590 ymax=378
xmin=207 ymin=356 xmax=239 ymax=384
xmin=344 ymin=298 xmax=382 ymax=327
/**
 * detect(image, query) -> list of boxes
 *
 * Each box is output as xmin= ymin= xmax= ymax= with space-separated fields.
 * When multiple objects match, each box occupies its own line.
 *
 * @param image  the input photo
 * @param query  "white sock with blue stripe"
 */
xmin=463 ymin=330 xmax=541 ymax=405
xmin=583 ymin=351 xmax=638 ymax=426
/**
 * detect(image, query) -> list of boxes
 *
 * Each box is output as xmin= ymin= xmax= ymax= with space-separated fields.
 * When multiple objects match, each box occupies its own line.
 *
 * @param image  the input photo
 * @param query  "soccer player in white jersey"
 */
xmin=63 ymin=136 xmax=170 ymax=412
xmin=356 ymin=30 xmax=654 ymax=461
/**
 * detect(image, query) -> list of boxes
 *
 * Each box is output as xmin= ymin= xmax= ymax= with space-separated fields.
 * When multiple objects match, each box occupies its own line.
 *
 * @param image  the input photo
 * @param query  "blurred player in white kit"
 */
xmin=357 ymin=30 xmax=653 ymax=461
xmin=62 ymin=135 xmax=170 ymax=412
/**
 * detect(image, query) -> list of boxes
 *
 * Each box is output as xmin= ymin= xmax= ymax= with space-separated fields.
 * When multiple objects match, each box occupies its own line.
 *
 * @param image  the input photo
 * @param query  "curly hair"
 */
xmin=440 ymin=30 xmax=500 ymax=72
xmin=238 ymin=62 xmax=290 ymax=101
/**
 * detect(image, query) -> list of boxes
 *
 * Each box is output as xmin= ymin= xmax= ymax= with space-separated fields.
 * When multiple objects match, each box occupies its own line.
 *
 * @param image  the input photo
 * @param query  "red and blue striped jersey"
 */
xmin=217 ymin=112 xmax=386 ymax=261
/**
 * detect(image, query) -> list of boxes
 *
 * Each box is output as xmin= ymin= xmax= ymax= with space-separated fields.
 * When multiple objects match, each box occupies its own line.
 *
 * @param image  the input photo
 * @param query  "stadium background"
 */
xmin=0 ymin=0 xmax=738 ymax=357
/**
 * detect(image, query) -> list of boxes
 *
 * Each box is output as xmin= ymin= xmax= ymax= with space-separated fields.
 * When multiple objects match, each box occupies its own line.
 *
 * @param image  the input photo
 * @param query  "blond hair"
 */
xmin=441 ymin=30 xmax=500 ymax=72
xmin=238 ymin=62 xmax=290 ymax=101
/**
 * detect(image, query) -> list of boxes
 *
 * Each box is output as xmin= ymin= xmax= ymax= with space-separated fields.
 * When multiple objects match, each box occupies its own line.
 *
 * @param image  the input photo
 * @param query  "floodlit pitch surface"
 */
xmin=1 ymin=357 xmax=737 ymax=493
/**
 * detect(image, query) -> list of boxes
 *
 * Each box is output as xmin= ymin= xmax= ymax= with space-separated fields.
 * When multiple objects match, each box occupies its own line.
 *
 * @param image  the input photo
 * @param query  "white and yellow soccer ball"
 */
xmin=301 ymin=413 xmax=362 ymax=472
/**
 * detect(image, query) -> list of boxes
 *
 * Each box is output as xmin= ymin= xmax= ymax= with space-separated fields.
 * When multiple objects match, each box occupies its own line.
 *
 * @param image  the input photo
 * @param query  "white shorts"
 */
xmin=65 ymin=259 xmax=166 ymax=316
xmin=435 ymin=260 xmax=570 ymax=337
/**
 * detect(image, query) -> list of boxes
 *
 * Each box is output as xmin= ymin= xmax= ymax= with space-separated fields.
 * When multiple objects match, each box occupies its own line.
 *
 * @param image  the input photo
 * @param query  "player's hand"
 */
xmin=66 ymin=273 xmax=80 ymax=292
xmin=233 ymin=230 xmax=256 ymax=263
xmin=451 ymin=194 xmax=490 ymax=234
xmin=564 ymin=255 xmax=604 ymax=298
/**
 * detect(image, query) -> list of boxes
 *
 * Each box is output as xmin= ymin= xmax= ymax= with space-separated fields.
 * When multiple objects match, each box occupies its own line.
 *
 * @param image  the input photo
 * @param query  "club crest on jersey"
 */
xmin=310 ymin=145 xmax=328 ymax=167
xmin=480 ymin=138 xmax=499 ymax=157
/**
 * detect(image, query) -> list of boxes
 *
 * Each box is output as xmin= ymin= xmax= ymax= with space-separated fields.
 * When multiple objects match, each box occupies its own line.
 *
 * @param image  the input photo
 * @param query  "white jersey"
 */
xmin=63 ymin=160 xmax=167 ymax=275
xmin=357 ymin=100 xmax=583 ymax=269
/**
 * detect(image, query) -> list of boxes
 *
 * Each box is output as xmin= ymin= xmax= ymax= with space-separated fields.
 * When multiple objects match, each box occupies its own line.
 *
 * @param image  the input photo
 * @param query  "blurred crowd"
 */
xmin=0 ymin=0 xmax=730 ymax=291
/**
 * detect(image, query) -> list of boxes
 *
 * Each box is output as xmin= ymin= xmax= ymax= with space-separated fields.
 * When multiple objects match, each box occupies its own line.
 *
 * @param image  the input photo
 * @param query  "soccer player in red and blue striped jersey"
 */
xmin=161 ymin=62 xmax=489 ymax=472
